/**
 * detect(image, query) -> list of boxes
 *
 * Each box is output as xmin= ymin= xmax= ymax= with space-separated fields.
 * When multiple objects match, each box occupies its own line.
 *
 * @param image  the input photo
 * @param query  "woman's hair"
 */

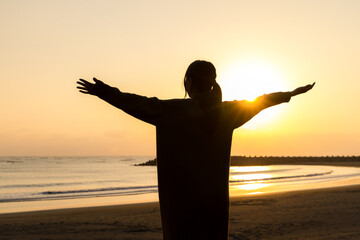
xmin=184 ymin=60 xmax=222 ymax=105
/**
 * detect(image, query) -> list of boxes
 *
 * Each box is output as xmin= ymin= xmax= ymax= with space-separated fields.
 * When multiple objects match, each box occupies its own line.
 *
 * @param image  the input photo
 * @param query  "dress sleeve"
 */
xmin=226 ymin=92 xmax=292 ymax=129
xmin=97 ymin=85 xmax=162 ymax=126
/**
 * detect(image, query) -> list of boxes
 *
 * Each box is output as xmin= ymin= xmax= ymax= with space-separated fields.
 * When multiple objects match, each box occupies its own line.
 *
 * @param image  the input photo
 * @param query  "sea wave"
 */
xmin=0 ymin=185 xmax=158 ymax=203
xmin=230 ymin=170 xmax=333 ymax=184
xmin=41 ymin=185 xmax=157 ymax=195
xmin=1 ymin=180 xmax=124 ymax=189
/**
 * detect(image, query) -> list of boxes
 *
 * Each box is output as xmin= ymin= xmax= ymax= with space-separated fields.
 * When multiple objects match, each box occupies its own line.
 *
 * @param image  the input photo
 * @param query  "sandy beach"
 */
xmin=1 ymin=161 xmax=360 ymax=240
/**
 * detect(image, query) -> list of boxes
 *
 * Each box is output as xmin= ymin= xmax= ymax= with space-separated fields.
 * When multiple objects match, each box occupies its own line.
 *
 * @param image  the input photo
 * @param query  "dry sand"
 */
xmin=1 ymin=162 xmax=360 ymax=240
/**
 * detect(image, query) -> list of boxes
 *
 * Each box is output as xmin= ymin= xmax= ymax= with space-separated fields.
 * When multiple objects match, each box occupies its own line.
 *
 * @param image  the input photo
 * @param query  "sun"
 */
xmin=218 ymin=60 xmax=290 ymax=129
xmin=219 ymin=60 xmax=289 ymax=101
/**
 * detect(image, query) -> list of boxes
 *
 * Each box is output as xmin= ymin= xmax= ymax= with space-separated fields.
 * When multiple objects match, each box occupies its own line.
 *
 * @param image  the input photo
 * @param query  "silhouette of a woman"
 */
xmin=77 ymin=60 xmax=314 ymax=240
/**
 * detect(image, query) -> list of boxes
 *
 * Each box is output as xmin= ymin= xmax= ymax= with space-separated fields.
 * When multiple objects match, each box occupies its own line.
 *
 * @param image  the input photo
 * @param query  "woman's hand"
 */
xmin=77 ymin=77 xmax=106 ymax=96
xmin=291 ymin=82 xmax=315 ymax=97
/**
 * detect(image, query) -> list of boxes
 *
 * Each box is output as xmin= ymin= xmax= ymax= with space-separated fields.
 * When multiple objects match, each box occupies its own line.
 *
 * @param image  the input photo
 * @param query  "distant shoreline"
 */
xmin=136 ymin=156 xmax=360 ymax=167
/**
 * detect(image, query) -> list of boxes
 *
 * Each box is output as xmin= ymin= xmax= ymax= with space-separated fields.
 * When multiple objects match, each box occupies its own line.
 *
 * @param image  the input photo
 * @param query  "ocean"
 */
xmin=1 ymin=156 xmax=360 ymax=214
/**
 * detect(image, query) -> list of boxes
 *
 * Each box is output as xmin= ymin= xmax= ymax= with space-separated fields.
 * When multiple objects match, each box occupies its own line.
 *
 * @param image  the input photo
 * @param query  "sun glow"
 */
xmin=219 ymin=60 xmax=290 ymax=129
xmin=219 ymin=60 xmax=289 ymax=101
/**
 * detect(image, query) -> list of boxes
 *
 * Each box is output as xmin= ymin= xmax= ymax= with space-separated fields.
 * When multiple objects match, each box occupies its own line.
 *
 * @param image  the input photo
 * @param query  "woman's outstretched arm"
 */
xmin=77 ymin=78 xmax=162 ymax=125
xmin=254 ymin=82 xmax=316 ymax=110
xmin=229 ymin=82 xmax=315 ymax=128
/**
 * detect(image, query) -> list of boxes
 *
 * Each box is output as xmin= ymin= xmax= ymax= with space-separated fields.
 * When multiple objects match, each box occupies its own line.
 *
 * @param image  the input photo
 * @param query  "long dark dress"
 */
xmin=98 ymin=86 xmax=291 ymax=240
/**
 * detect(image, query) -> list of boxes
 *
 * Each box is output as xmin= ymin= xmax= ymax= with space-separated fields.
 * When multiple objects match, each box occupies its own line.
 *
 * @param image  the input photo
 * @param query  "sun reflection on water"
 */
xmin=231 ymin=173 xmax=271 ymax=181
xmin=230 ymin=166 xmax=270 ymax=172
xmin=229 ymin=165 xmax=360 ymax=196
xmin=235 ymin=183 xmax=269 ymax=191
xmin=229 ymin=166 xmax=273 ymax=195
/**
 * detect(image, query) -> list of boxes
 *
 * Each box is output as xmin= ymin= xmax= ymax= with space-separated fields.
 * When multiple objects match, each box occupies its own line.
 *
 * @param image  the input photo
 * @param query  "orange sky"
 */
xmin=1 ymin=0 xmax=359 ymax=156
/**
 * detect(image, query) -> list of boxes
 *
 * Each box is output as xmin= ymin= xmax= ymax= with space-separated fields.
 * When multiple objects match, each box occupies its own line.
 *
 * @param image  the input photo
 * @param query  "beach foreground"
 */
xmin=1 ymin=184 xmax=360 ymax=240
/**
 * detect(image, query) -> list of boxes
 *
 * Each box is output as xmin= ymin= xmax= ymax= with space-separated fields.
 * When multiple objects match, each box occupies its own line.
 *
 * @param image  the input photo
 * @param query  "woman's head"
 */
xmin=184 ymin=60 xmax=222 ymax=104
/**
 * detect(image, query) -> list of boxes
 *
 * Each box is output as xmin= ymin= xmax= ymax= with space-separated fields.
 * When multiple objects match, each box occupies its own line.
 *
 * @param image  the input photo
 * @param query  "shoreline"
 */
xmin=0 ymin=183 xmax=358 ymax=217
xmin=1 ymin=184 xmax=360 ymax=239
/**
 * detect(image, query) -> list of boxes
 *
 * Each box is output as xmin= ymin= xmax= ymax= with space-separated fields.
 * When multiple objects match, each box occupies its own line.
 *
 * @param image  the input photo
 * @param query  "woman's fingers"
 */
xmin=77 ymin=86 xmax=87 ymax=90
xmin=76 ymin=81 xmax=88 ymax=88
xmin=93 ymin=77 xmax=103 ymax=84
xmin=77 ymin=79 xmax=95 ymax=90
xmin=307 ymin=83 xmax=315 ymax=91
xmin=77 ymin=78 xmax=101 ymax=96
xmin=77 ymin=85 xmax=90 ymax=93
xmin=308 ymin=82 xmax=315 ymax=88
xmin=78 ymin=79 xmax=91 ymax=85
xmin=79 ymin=90 xmax=90 ymax=94
xmin=302 ymin=83 xmax=315 ymax=93
xmin=77 ymin=79 xmax=92 ymax=93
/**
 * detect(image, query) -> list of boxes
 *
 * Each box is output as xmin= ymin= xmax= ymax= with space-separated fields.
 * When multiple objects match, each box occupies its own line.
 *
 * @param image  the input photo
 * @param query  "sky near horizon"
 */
xmin=1 ymin=0 xmax=359 ymax=156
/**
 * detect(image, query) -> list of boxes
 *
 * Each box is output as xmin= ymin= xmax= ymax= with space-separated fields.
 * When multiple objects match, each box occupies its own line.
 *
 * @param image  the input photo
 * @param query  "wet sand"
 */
xmin=1 ymin=161 xmax=360 ymax=239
